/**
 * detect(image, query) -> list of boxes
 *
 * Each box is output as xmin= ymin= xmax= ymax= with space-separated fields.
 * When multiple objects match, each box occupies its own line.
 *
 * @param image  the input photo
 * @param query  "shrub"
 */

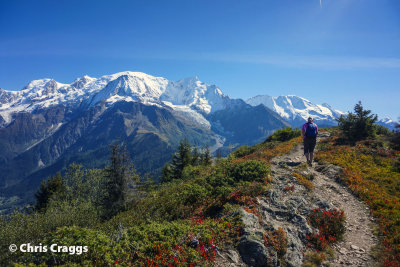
xmin=228 ymin=160 xmax=270 ymax=182
xmin=124 ymin=217 xmax=241 ymax=266
xmin=375 ymin=124 xmax=392 ymax=136
xmin=263 ymin=227 xmax=288 ymax=257
xmin=316 ymin=137 xmax=400 ymax=265
xmin=179 ymin=183 xmax=209 ymax=205
xmin=41 ymin=226 xmax=120 ymax=266
xmin=393 ymin=155 xmax=400 ymax=173
xmin=0 ymin=201 xmax=101 ymax=265
xmin=307 ymin=208 xmax=345 ymax=250
xmin=181 ymin=165 xmax=203 ymax=181
xmin=302 ymin=251 xmax=327 ymax=267
xmin=162 ymin=139 xmax=213 ymax=183
xmin=232 ymin=145 xmax=256 ymax=158
xmin=265 ymin=127 xmax=301 ymax=143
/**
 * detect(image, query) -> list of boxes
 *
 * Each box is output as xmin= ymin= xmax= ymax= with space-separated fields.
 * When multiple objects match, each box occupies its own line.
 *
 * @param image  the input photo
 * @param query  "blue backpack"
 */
xmin=305 ymin=123 xmax=317 ymax=137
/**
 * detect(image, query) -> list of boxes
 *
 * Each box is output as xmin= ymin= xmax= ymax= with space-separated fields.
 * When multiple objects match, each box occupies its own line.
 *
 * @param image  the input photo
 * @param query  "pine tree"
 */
xmin=101 ymin=144 xmax=137 ymax=219
xmin=201 ymin=144 xmax=212 ymax=166
xmin=390 ymin=121 xmax=400 ymax=150
xmin=337 ymin=101 xmax=378 ymax=143
xmin=34 ymin=173 xmax=66 ymax=211
xmin=161 ymin=162 xmax=173 ymax=183
xmin=216 ymin=149 xmax=222 ymax=159
xmin=170 ymin=138 xmax=192 ymax=179
xmin=191 ymin=146 xmax=200 ymax=166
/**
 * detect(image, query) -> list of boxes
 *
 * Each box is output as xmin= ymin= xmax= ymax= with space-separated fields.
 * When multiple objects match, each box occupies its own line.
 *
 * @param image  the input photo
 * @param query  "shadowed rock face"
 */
xmin=0 ymin=101 xmax=220 ymax=212
xmin=238 ymin=238 xmax=271 ymax=267
xmin=0 ymin=114 xmax=5 ymax=128
xmin=0 ymin=72 xmax=293 ymax=213
xmin=207 ymin=100 xmax=290 ymax=145
xmin=0 ymin=105 xmax=68 ymax=164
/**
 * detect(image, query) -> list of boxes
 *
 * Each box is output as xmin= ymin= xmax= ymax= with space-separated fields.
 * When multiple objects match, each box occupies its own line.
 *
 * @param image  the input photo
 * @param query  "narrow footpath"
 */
xmin=269 ymin=131 xmax=379 ymax=266
xmin=216 ymin=132 xmax=379 ymax=266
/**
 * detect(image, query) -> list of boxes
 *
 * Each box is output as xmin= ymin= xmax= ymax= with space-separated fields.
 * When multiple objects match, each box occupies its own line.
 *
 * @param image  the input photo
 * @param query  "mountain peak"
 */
xmin=88 ymin=72 xmax=169 ymax=107
xmin=105 ymin=71 xmax=163 ymax=82
xmin=23 ymin=78 xmax=53 ymax=91
xmin=72 ymin=75 xmax=95 ymax=89
xmin=247 ymin=94 xmax=341 ymax=126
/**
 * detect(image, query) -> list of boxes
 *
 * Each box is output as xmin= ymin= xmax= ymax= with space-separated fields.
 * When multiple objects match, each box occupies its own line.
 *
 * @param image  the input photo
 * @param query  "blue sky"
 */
xmin=0 ymin=0 xmax=399 ymax=120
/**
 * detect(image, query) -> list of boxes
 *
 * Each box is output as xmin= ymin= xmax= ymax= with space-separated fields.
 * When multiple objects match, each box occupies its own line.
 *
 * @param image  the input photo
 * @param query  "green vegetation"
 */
xmin=7 ymin=120 xmax=396 ymax=266
xmin=34 ymin=173 xmax=66 ymax=211
xmin=265 ymin=127 xmax=302 ymax=143
xmin=228 ymin=160 xmax=270 ymax=183
xmin=101 ymin=144 xmax=139 ymax=219
xmin=336 ymin=101 xmax=378 ymax=144
xmin=293 ymin=172 xmax=314 ymax=190
xmin=231 ymin=127 xmax=302 ymax=160
xmin=316 ymin=106 xmax=400 ymax=266
xmin=162 ymin=138 xmax=212 ymax=183
xmin=390 ymin=123 xmax=400 ymax=150
xmin=302 ymin=247 xmax=334 ymax=267
xmin=4 ymin=133 xmax=301 ymax=266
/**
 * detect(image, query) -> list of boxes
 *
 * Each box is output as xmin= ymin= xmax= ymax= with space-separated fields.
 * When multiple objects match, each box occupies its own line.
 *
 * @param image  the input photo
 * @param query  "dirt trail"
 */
xmin=270 ymin=132 xmax=379 ymax=266
xmin=216 ymin=132 xmax=379 ymax=266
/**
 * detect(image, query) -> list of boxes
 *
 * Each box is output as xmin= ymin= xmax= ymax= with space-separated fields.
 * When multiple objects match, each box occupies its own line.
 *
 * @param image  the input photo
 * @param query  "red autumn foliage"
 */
xmin=306 ymin=208 xmax=345 ymax=251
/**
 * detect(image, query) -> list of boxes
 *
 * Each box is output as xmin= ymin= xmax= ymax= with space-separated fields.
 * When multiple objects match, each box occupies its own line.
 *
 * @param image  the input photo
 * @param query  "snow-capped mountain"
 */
xmin=0 ymin=71 xmax=233 ymax=128
xmin=246 ymin=94 xmax=397 ymax=130
xmin=377 ymin=117 xmax=398 ymax=131
xmin=1 ymin=70 xmax=396 ymax=213
xmin=0 ymin=71 xmax=290 ymax=212
xmin=247 ymin=95 xmax=345 ymax=127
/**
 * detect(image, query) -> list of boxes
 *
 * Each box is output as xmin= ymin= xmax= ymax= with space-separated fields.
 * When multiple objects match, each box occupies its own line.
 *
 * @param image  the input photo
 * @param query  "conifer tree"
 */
xmin=201 ymin=144 xmax=212 ymax=166
xmin=170 ymin=138 xmax=192 ymax=179
xmin=34 ymin=173 xmax=66 ymax=211
xmin=161 ymin=162 xmax=173 ymax=183
xmin=101 ymin=144 xmax=138 ymax=219
xmin=337 ymin=101 xmax=378 ymax=143
xmin=216 ymin=149 xmax=222 ymax=159
xmin=191 ymin=146 xmax=200 ymax=166
xmin=390 ymin=121 xmax=400 ymax=150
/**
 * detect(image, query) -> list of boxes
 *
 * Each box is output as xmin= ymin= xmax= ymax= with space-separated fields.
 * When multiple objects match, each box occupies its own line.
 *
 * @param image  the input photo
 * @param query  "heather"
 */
xmin=316 ymin=128 xmax=400 ymax=265
xmin=0 ymin=128 xmax=304 ymax=266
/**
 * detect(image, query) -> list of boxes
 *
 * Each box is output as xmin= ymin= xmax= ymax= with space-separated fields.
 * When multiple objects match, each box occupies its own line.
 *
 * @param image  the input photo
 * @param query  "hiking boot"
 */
xmin=307 ymin=160 xmax=312 ymax=166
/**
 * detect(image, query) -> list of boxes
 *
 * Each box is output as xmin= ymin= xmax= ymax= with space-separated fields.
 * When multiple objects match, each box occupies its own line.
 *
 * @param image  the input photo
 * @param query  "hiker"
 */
xmin=302 ymin=117 xmax=318 ymax=166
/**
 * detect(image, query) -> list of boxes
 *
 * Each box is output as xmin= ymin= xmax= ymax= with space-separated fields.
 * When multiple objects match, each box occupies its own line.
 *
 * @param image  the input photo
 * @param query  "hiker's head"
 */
xmin=308 ymin=117 xmax=313 ymax=123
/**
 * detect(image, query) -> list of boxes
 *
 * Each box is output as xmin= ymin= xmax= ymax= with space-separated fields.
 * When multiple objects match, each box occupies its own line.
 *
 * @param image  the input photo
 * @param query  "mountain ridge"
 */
xmin=0 ymin=71 xmax=396 ymax=213
xmin=246 ymin=94 xmax=345 ymax=127
xmin=0 ymin=72 xmax=291 ymax=211
xmin=1 ymin=72 xmax=395 ymax=130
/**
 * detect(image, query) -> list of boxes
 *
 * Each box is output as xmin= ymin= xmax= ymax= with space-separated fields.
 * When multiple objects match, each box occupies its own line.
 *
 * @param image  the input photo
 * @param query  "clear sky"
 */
xmin=0 ymin=0 xmax=399 ymax=120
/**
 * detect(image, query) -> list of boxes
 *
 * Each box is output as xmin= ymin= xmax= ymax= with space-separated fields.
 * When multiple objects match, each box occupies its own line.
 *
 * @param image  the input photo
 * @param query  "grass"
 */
xmin=293 ymin=172 xmax=314 ymax=190
xmin=233 ymin=136 xmax=303 ymax=164
xmin=302 ymin=247 xmax=334 ymax=267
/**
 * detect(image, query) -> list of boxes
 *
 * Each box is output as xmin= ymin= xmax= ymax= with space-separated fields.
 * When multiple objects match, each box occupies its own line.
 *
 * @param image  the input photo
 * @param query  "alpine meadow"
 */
xmin=1 ymin=1 xmax=399 ymax=266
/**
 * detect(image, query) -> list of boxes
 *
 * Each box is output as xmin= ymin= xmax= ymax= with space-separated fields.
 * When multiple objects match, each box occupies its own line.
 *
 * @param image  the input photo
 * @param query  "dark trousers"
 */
xmin=303 ymin=136 xmax=316 ymax=154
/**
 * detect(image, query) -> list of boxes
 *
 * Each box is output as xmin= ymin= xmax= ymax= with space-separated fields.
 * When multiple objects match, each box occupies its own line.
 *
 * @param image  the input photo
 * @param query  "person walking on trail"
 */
xmin=302 ymin=117 xmax=318 ymax=166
